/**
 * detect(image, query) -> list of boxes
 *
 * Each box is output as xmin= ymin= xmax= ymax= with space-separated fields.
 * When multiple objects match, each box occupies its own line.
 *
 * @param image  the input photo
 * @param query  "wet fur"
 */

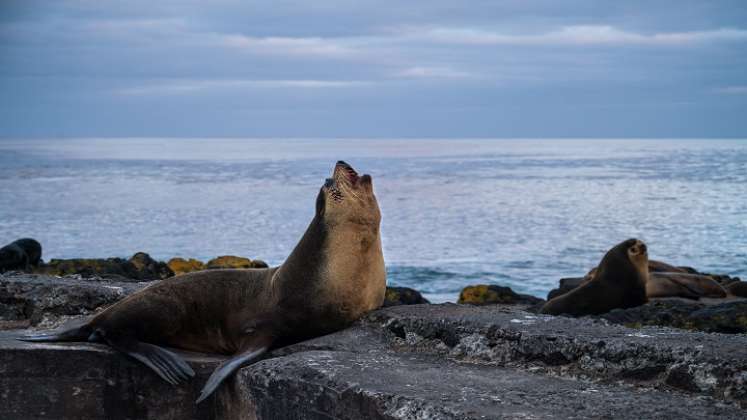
xmin=540 ymin=239 xmax=649 ymax=316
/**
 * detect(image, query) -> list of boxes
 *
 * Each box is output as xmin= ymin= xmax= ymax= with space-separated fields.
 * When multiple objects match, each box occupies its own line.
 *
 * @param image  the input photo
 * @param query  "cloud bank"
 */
xmin=1 ymin=0 xmax=746 ymax=137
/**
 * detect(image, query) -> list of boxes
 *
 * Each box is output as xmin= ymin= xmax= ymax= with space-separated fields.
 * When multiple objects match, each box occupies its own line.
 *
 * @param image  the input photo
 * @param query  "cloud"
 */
xmin=217 ymin=34 xmax=358 ymax=58
xmin=397 ymin=66 xmax=475 ymax=79
xmin=397 ymin=25 xmax=747 ymax=46
xmin=116 ymin=79 xmax=370 ymax=96
xmin=713 ymin=86 xmax=747 ymax=95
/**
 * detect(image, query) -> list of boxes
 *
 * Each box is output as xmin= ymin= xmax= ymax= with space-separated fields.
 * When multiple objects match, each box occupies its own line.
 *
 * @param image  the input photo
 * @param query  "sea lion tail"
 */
xmin=196 ymin=344 xmax=269 ymax=404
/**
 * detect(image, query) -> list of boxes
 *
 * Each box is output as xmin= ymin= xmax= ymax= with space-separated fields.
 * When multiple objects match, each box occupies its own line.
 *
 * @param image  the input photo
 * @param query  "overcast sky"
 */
xmin=1 ymin=1 xmax=746 ymax=138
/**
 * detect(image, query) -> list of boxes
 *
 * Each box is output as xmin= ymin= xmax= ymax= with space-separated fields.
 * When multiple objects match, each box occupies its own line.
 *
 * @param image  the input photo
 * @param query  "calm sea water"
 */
xmin=0 ymin=138 xmax=745 ymax=302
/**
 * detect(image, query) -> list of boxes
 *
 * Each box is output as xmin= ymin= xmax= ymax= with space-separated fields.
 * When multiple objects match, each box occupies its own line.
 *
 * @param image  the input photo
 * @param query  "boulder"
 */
xmin=382 ymin=286 xmax=429 ymax=307
xmin=458 ymin=284 xmax=544 ymax=306
xmin=0 ymin=238 xmax=42 ymax=272
xmin=167 ymin=258 xmax=206 ymax=276
xmin=206 ymin=256 xmax=266 ymax=270
xmin=128 ymin=252 xmax=174 ymax=279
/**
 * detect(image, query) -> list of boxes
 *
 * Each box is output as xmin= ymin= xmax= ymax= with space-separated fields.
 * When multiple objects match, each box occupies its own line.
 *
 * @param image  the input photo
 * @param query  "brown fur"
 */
xmin=540 ymin=239 xmax=649 ymax=316
xmin=24 ymin=161 xmax=386 ymax=401
xmin=646 ymin=273 xmax=728 ymax=299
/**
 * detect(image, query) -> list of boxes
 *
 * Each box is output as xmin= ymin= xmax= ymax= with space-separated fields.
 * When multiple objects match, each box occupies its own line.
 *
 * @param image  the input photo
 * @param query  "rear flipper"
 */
xmin=107 ymin=336 xmax=195 ymax=386
xmin=196 ymin=343 xmax=269 ymax=404
xmin=18 ymin=318 xmax=92 ymax=342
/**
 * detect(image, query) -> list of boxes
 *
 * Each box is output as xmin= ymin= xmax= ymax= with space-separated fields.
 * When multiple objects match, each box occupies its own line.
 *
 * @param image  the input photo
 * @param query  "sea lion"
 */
xmin=552 ymin=261 xmax=728 ymax=301
xmin=540 ymin=239 xmax=648 ymax=316
xmin=0 ymin=238 xmax=42 ymax=272
xmin=20 ymin=161 xmax=386 ymax=403
xmin=646 ymin=272 xmax=728 ymax=299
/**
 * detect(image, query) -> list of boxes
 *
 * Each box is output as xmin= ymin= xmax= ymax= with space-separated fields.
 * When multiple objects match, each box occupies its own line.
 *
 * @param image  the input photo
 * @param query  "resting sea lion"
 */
xmin=540 ymin=239 xmax=648 ymax=316
xmin=646 ymin=272 xmax=728 ymax=299
xmin=20 ymin=161 xmax=386 ymax=403
xmin=0 ymin=238 xmax=42 ymax=272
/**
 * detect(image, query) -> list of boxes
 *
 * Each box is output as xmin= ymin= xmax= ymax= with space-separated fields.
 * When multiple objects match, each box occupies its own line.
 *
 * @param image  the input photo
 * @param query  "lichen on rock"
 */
xmin=206 ymin=256 xmax=267 ymax=269
xmin=458 ymin=284 xmax=544 ymax=306
xmin=167 ymin=257 xmax=206 ymax=275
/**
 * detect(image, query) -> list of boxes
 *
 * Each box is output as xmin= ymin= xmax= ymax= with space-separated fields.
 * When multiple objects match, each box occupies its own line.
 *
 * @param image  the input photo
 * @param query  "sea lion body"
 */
xmin=646 ymin=272 xmax=728 ymax=300
xmin=540 ymin=239 xmax=648 ymax=316
xmin=22 ymin=161 xmax=386 ymax=402
xmin=0 ymin=238 xmax=42 ymax=271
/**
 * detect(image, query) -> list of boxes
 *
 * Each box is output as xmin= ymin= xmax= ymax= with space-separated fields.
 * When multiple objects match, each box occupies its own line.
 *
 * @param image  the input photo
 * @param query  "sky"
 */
xmin=1 ymin=1 xmax=746 ymax=138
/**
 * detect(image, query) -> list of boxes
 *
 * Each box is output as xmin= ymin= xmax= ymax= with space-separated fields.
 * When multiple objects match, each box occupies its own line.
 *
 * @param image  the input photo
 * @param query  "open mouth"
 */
xmin=336 ymin=160 xmax=359 ymax=184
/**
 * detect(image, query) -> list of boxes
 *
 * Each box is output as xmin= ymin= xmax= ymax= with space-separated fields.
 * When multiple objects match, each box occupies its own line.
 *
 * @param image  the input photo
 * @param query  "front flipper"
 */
xmin=108 ymin=336 xmax=195 ymax=386
xmin=196 ymin=342 xmax=270 ymax=404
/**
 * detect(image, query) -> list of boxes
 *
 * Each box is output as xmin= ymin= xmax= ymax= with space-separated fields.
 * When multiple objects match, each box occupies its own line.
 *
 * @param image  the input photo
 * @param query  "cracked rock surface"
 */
xmin=1 ymin=274 xmax=746 ymax=419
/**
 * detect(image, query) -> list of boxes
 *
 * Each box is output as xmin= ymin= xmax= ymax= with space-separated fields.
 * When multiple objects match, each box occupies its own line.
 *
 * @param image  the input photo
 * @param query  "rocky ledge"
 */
xmin=1 ymin=274 xmax=746 ymax=419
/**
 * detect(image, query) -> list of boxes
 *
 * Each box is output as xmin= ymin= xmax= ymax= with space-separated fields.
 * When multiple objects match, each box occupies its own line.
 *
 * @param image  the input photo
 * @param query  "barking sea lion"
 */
xmin=540 ymin=239 xmax=649 ymax=316
xmin=0 ymin=238 xmax=42 ymax=272
xmin=20 ymin=161 xmax=386 ymax=403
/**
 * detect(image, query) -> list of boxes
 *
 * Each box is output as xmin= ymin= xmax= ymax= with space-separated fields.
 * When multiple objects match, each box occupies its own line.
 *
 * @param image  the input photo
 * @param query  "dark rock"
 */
xmin=251 ymin=259 xmax=269 ymax=268
xmin=0 ymin=330 xmax=229 ymax=420
xmin=128 ymin=252 xmax=174 ymax=280
xmin=205 ymin=256 xmax=265 ymax=270
xmin=0 ymin=238 xmax=42 ymax=272
xmin=599 ymin=299 xmax=747 ymax=334
xmin=458 ymin=284 xmax=544 ymax=306
xmin=382 ymin=286 xmax=429 ymax=307
xmin=728 ymin=281 xmax=747 ymax=298
xmin=34 ymin=253 xmax=173 ymax=281
xmin=0 ymin=273 xmax=151 ymax=328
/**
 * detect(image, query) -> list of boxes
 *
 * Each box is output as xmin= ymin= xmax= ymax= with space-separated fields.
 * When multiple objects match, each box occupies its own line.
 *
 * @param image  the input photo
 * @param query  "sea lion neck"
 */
xmin=272 ymin=214 xmax=328 ymax=292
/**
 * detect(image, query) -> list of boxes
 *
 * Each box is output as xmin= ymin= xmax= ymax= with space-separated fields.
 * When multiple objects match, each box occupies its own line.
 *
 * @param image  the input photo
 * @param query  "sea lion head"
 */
xmin=316 ymin=161 xmax=380 ymax=228
xmin=611 ymin=238 xmax=649 ymax=285
xmin=625 ymin=238 xmax=648 ymax=270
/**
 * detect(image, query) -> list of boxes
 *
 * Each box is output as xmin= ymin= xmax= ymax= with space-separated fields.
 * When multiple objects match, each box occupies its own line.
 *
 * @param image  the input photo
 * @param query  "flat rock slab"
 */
xmin=242 ymin=347 xmax=742 ymax=419
xmin=364 ymin=304 xmax=747 ymax=406
xmin=0 ymin=331 xmax=225 ymax=420
xmin=0 ymin=274 xmax=153 ymax=329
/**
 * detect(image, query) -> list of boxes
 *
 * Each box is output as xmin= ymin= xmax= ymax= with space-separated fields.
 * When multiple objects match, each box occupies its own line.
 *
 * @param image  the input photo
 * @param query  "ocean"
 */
xmin=0 ymin=138 xmax=745 ymax=302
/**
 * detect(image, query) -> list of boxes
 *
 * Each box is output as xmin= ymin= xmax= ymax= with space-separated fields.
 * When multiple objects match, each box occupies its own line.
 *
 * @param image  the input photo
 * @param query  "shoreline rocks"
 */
xmin=2 ymin=303 xmax=746 ymax=419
